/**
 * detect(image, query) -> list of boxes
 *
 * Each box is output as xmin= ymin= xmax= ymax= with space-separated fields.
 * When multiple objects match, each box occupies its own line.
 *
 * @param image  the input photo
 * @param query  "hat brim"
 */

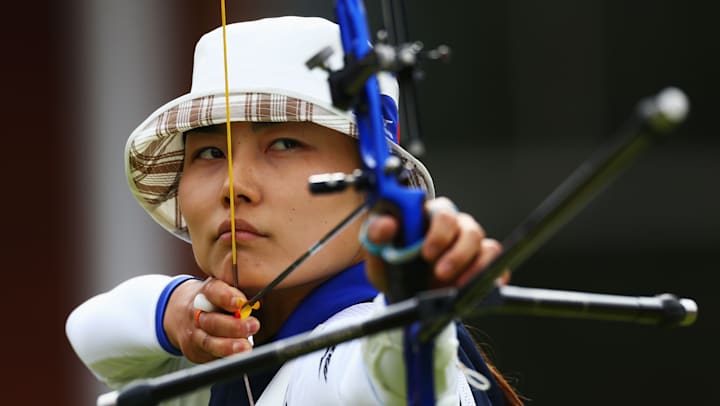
xmin=126 ymin=89 xmax=435 ymax=243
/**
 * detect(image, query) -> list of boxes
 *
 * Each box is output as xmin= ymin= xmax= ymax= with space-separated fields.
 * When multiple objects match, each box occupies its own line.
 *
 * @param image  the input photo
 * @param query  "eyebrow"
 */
xmin=250 ymin=122 xmax=285 ymax=132
xmin=185 ymin=122 xmax=285 ymax=136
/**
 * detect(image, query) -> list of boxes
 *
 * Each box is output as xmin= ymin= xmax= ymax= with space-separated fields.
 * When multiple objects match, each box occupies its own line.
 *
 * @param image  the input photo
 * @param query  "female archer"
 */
xmin=66 ymin=16 xmax=522 ymax=405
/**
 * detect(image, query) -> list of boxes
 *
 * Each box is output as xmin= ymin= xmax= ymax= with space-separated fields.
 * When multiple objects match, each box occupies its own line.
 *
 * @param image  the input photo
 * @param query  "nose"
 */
xmin=221 ymin=146 xmax=261 ymax=207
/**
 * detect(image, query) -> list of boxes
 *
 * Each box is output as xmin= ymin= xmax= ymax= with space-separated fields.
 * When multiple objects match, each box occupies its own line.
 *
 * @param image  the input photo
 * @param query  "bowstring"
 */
xmin=220 ymin=2 xmax=253 ymax=404
xmin=220 ymin=0 xmax=239 ymax=290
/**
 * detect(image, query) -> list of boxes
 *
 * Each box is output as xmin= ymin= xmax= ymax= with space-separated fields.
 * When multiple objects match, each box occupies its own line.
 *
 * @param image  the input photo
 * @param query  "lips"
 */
xmin=217 ymin=218 xmax=267 ymax=242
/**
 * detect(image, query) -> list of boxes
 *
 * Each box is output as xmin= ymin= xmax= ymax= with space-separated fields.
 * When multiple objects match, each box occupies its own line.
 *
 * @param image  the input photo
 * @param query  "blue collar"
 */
xmin=210 ymin=262 xmax=378 ymax=405
xmin=275 ymin=261 xmax=378 ymax=340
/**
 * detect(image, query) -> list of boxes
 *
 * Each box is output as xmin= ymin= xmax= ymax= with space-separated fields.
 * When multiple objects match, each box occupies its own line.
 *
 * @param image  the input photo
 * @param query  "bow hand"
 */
xmin=363 ymin=197 xmax=505 ymax=299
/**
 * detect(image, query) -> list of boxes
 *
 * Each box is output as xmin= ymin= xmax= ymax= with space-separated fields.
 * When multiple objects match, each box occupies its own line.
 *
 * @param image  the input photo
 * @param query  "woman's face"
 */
xmin=179 ymin=122 xmax=365 ymax=295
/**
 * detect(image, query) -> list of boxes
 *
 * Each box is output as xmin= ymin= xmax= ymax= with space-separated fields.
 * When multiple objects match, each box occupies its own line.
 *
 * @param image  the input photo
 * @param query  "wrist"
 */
xmin=155 ymin=275 xmax=201 ymax=355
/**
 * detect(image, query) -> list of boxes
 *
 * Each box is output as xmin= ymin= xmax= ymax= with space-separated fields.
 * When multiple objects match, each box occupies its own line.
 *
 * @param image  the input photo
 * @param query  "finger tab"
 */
xmin=193 ymin=293 xmax=216 ymax=312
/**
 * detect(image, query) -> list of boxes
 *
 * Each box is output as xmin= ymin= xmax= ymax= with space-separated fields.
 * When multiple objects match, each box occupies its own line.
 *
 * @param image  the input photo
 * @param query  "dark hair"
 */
xmin=483 ymin=353 xmax=525 ymax=405
xmin=466 ymin=324 xmax=526 ymax=405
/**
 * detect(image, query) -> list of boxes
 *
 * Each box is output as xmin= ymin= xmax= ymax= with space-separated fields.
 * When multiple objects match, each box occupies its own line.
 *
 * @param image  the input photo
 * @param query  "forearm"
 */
xmin=65 ymin=274 xmax=196 ymax=388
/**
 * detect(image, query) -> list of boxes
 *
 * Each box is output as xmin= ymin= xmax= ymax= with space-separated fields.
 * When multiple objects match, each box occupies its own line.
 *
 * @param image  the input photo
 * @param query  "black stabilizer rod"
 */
xmin=478 ymin=285 xmax=697 ymax=327
xmin=98 ymin=283 xmax=698 ymax=405
xmin=420 ymin=87 xmax=690 ymax=340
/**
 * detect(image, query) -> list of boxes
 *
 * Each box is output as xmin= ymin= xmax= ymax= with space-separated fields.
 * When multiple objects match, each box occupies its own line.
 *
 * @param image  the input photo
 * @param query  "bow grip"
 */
xmin=372 ymin=199 xmax=432 ymax=304
xmin=385 ymin=252 xmax=432 ymax=303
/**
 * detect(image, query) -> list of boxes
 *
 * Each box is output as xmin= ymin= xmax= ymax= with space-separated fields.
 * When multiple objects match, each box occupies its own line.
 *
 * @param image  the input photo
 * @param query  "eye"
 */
xmin=268 ymin=138 xmax=302 ymax=151
xmin=193 ymin=146 xmax=225 ymax=160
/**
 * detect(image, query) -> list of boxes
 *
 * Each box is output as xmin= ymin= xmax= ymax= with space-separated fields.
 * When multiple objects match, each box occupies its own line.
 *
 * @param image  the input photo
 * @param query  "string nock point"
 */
xmin=235 ymin=300 xmax=261 ymax=319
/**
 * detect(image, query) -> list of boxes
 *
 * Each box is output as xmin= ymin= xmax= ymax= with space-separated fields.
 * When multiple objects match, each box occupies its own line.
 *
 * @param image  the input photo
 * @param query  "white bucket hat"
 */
xmin=125 ymin=16 xmax=435 ymax=242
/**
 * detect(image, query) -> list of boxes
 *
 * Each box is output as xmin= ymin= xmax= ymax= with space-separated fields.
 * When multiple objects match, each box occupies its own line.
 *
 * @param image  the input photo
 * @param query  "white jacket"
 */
xmin=66 ymin=274 xmax=478 ymax=405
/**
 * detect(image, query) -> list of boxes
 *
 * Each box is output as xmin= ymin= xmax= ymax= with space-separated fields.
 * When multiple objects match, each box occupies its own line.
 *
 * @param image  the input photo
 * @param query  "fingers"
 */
xmin=456 ymin=238 xmax=503 ymax=287
xmin=363 ymin=196 xmax=457 ymax=250
xmin=423 ymin=199 xmax=481 ymax=261
xmin=422 ymin=197 xmax=460 ymax=262
xmin=363 ymin=214 xmax=397 ymax=246
xmin=183 ymin=311 xmax=257 ymax=362
xmin=170 ymin=277 xmax=259 ymax=364
xmin=363 ymin=197 xmax=505 ymax=290
xmin=430 ymin=212 xmax=485 ymax=282
xmin=189 ymin=314 xmax=257 ymax=361
xmin=184 ymin=329 xmax=254 ymax=362
xmin=197 ymin=277 xmax=249 ymax=314
xmin=195 ymin=311 xmax=260 ymax=340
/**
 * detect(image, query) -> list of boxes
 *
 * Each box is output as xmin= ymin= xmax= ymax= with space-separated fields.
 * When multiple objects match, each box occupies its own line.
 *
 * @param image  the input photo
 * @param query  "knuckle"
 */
xmin=434 ymin=209 xmax=456 ymax=225
xmin=219 ymin=341 xmax=235 ymax=357
xmin=201 ymin=332 xmax=213 ymax=352
xmin=466 ymin=225 xmax=484 ymax=243
xmin=471 ymin=254 xmax=486 ymax=273
xmin=228 ymin=319 xmax=247 ymax=337
xmin=489 ymin=238 xmax=503 ymax=250
xmin=201 ymin=277 xmax=217 ymax=292
xmin=442 ymin=252 xmax=462 ymax=269
xmin=192 ymin=328 xmax=208 ymax=348
xmin=482 ymin=238 xmax=502 ymax=255
xmin=449 ymin=241 xmax=477 ymax=266
xmin=178 ymin=329 xmax=192 ymax=352
xmin=238 ymin=338 xmax=253 ymax=353
xmin=431 ymin=196 xmax=454 ymax=209
xmin=458 ymin=212 xmax=483 ymax=231
xmin=200 ymin=313 xmax=215 ymax=331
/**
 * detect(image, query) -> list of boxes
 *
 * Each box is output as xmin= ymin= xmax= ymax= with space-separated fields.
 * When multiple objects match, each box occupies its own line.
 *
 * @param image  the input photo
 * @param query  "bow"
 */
xmin=98 ymin=1 xmax=697 ymax=405
xmin=314 ymin=1 xmax=436 ymax=404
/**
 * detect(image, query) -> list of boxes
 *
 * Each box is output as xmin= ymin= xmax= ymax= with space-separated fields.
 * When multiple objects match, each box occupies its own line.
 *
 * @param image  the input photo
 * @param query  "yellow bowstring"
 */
xmin=220 ymin=0 xmax=239 ymax=290
xmin=220 ymin=0 xmax=257 ymax=321
xmin=220 ymin=6 xmax=256 ymax=402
